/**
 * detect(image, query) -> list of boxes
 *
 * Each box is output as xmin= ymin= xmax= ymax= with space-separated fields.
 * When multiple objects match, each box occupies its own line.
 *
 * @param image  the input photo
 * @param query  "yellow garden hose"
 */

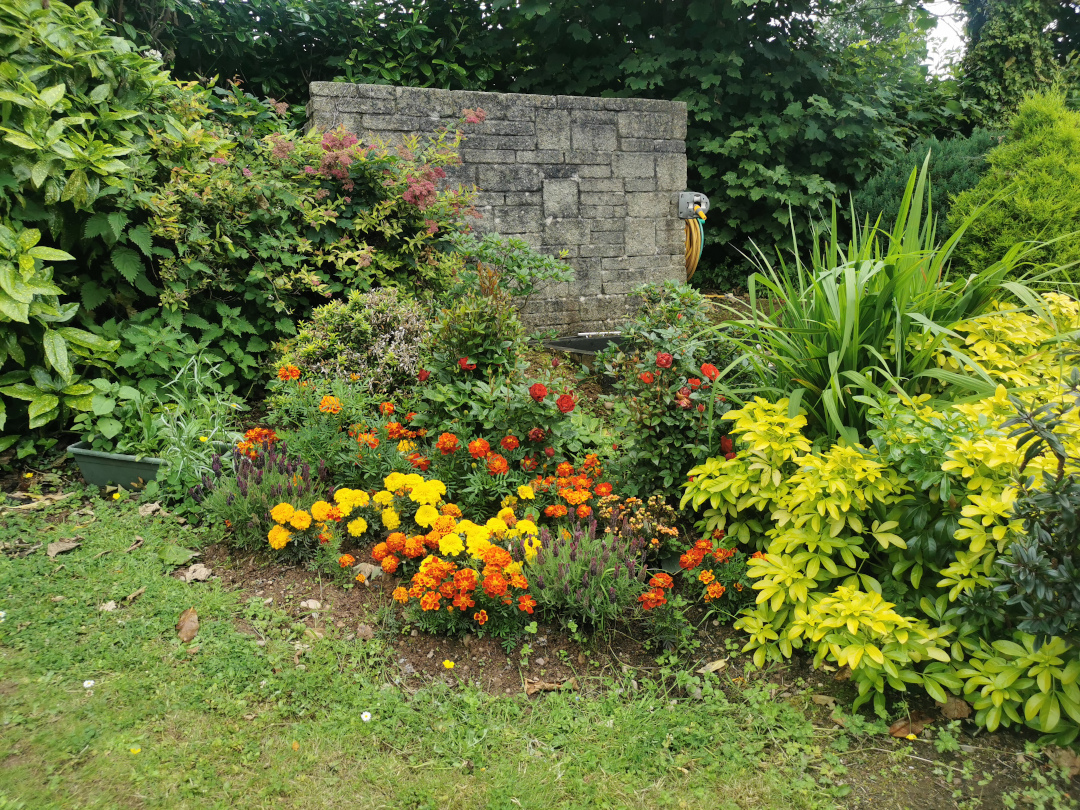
xmin=684 ymin=206 xmax=706 ymax=281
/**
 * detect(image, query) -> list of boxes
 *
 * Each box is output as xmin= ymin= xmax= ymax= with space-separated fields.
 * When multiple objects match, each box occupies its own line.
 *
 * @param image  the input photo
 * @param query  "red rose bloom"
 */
xmin=639 ymin=372 xmax=654 ymax=384
xmin=528 ymin=383 xmax=547 ymax=402
xmin=701 ymin=363 xmax=719 ymax=381
xmin=656 ymin=352 xmax=674 ymax=369
xmin=458 ymin=357 xmax=477 ymax=371
xmin=697 ymin=403 xmax=705 ymax=412
xmin=544 ymin=446 xmax=555 ymax=458
xmin=688 ymin=377 xmax=701 ymax=389
xmin=556 ymin=393 xmax=576 ymax=414
xmin=418 ymin=369 xmax=430 ymax=382
xmin=500 ymin=435 xmax=519 ymax=451
xmin=679 ymin=386 xmax=691 ymax=397
xmin=721 ymin=436 xmax=734 ymax=454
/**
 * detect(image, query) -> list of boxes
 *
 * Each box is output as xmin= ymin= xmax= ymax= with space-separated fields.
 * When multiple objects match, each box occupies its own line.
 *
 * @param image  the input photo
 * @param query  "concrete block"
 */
xmin=570 ymin=109 xmax=618 ymax=126
xmin=570 ymin=123 xmax=617 ymax=152
xmin=517 ymin=150 xmax=565 ymax=163
xmin=504 ymin=192 xmax=540 ymax=206
xmin=462 ymin=148 xmax=518 ymax=164
xmin=542 ymin=217 xmax=586 ymax=245
xmin=577 ymin=164 xmax=613 ymax=178
xmin=491 ymin=205 xmax=544 ymax=234
xmin=579 ymin=177 xmax=623 ymax=193
xmin=624 ymin=177 xmax=658 ymax=192
xmin=653 ymin=139 xmax=686 ymax=153
xmin=625 ymin=219 xmax=656 ymax=256
xmin=617 ymin=111 xmax=682 ymax=140
xmin=543 ymin=179 xmax=579 ymax=218
xmin=626 ymin=192 xmax=669 ymax=218
xmin=541 ymin=165 xmax=579 ymax=180
xmin=536 ymin=109 xmax=571 ymax=150
xmin=656 ymin=153 xmax=687 ymax=190
xmin=613 ymin=152 xmax=654 ymax=178
xmin=310 ymin=81 xmax=360 ymax=98
xmin=478 ymin=165 xmax=543 ymax=192
xmin=362 ymin=114 xmax=421 ymax=131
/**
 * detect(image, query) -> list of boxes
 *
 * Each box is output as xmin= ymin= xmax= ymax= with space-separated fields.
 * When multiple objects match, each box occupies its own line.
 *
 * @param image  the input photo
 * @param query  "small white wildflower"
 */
xmin=83 ymin=680 xmax=95 ymax=688
xmin=361 ymin=711 xmax=372 ymax=722
xmin=0 ymin=610 xmax=6 ymax=622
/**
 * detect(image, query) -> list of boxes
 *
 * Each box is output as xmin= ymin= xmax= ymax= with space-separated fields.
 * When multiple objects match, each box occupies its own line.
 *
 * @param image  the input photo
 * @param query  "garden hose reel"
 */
xmin=679 ymin=191 xmax=709 ymax=281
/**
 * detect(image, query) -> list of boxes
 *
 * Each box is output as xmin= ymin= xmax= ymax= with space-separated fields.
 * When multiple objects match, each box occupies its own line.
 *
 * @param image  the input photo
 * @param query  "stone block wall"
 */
xmin=307 ymin=82 xmax=687 ymax=334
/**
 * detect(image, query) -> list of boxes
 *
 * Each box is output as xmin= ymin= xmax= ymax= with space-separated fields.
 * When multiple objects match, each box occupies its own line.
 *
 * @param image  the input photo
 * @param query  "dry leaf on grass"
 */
xmin=138 ymin=502 xmax=161 ymax=518
xmin=125 ymin=586 xmax=146 ymax=603
xmin=99 ymin=601 xmax=118 ymax=612
xmin=179 ymin=563 xmax=212 ymax=583
xmin=834 ymin=665 xmax=852 ymax=682
xmin=696 ymin=658 xmax=728 ymax=675
xmin=125 ymin=536 xmax=144 ymax=553
xmin=351 ymin=562 xmax=382 ymax=584
xmin=525 ymin=677 xmax=578 ymax=696
xmin=811 ymin=695 xmax=837 ymax=709
xmin=1 ymin=492 xmax=75 ymax=513
xmin=176 ymin=607 xmax=199 ymax=643
xmin=46 ymin=539 xmax=81 ymax=558
xmin=356 ymin=624 xmax=375 ymax=641
xmin=889 ymin=710 xmax=934 ymax=738
xmin=936 ymin=695 xmax=971 ymax=720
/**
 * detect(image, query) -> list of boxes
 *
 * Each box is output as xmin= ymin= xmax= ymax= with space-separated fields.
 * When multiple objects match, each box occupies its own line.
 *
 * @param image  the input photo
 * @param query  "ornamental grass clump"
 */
xmin=711 ymin=154 xmax=1056 ymax=443
xmin=517 ymin=516 xmax=649 ymax=632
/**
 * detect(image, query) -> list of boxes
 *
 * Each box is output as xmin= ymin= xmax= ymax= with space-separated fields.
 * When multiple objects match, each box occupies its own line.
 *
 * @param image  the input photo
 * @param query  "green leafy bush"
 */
xmin=948 ymin=93 xmax=1080 ymax=285
xmin=274 ymin=287 xmax=433 ymax=401
xmin=851 ymin=128 xmax=999 ymax=241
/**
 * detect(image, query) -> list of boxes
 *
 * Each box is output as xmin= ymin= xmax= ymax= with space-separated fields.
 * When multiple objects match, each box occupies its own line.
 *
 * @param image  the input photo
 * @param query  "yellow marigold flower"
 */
xmin=384 ymin=472 xmax=407 ymax=492
xmin=397 ymin=439 xmax=416 ymax=453
xmin=268 ymin=525 xmax=291 ymax=550
xmin=289 ymin=510 xmax=312 ymax=530
xmin=504 ymin=560 xmax=523 ymax=577
xmin=310 ymin=501 xmax=334 ymax=522
xmin=373 ymin=490 xmax=395 ymax=508
xmin=392 ymin=586 xmax=409 ymax=603
xmin=485 ymin=517 xmax=509 ymax=537
xmin=410 ymin=479 xmax=447 ymax=506
xmin=517 ymin=519 xmax=538 ymax=536
xmin=467 ymin=536 xmax=492 ymax=559
xmin=517 ymin=485 xmax=535 ymax=500
xmin=382 ymin=508 xmax=401 ymax=530
xmin=438 ymin=532 xmax=465 ymax=557
xmin=403 ymin=473 xmax=424 ymax=490
xmin=270 ymin=503 xmax=295 ymax=524
xmin=522 ymin=535 xmax=542 ymax=563
xmin=497 ymin=507 xmax=517 ymax=525
xmin=347 ymin=517 xmax=368 ymax=537
xmin=414 ymin=503 xmax=440 ymax=528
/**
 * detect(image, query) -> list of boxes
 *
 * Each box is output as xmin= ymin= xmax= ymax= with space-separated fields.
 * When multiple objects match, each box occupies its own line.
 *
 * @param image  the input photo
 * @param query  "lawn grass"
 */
xmin=0 ymin=496 xmax=837 ymax=810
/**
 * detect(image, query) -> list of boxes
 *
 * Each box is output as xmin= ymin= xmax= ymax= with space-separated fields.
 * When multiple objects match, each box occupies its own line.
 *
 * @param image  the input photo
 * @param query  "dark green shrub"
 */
xmin=851 ymin=128 xmax=1000 ymax=240
xmin=996 ymin=365 xmax=1080 ymax=645
xmin=948 ymin=93 xmax=1080 ymax=284
xmin=275 ymin=288 xmax=433 ymax=400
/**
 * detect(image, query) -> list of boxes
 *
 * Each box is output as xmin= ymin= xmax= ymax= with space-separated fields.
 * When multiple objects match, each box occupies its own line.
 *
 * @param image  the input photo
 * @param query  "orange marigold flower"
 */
xmin=699 ymin=569 xmax=715 ymax=584
xmin=420 ymin=591 xmax=441 ymax=611
xmin=356 ymin=432 xmax=379 ymax=449
xmin=319 ymin=395 xmax=343 ymax=414
xmin=387 ymin=421 xmax=406 ymax=439
xmin=483 ymin=573 xmax=508 ymax=598
xmin=468 ymin=438 xmax=490 ymax=459
xmin=594 ymin=482 xmax=614 ymax=498
xmin=439 ymin=582 xmax=457 ymax=599
xmin=436 ymin=432 xmax=460 ymax=455
xmin=372 ymin=542 xmax=389 ymax=562
xmin=381 ymin=554 xmax=400 ymax=574
xmin=453 ymin=592 xmax=476 ymax=611
xmin=339 ymin=554 xmax=356 ymax=568
xmin=679 ymin=552 xmax=699 ymax=570
xmin=500 ymin=435 xmax=519 ymax=451
xmin=454 ymin=569 xmax=478 ymax=591
xmin=318 ymin=532 xmax=331 ymax=545
xmin=556 ymin=462 xmax=574 ymax=477
xmin=713 ymin=547 xmax=736 ymax=564
xmin=750 ymin=551 xmax=765 ymax=560
xmin=486 ymin=453 xmax=509 ymax=476
xmin=474 ymin=609 xmax=488 ymax=625
xmin=509 ymin=573 xmax=529 ymax=590
xmin=392 ymin=586 xmax=409 ymax=604
xmin=638 ymin=589 xmax=667 ymax=610
xmin=441 ymin=503 xmax=462 ymax=518
xmin=576 ymin=505 xmax=592 ymax=519
xmin=694 ymin=538 xmax=712 ymax=551
xmin=404 ymin=535 xmax=425 ymax=558
xmin=386 ymin=532 xmax=407 ymax=553
xmin=518 ymin=594 xmax=537 ymax=614
xmin=544 ymin=504 xmax=568 ymax=518
xmin=482 ymin=545 xmax=513 ymax=568
xmin=379 ymin=401 xmax=395 ymax=416
xmin=521 ymin=456 xmax=538 ymax=472
xmin=649 ymin=573 xmax=674 ymax=590
xmin=408 ymin=453 xmax=431 ymax=471
xmin=704 ymin=582 xmax=726 ymax=601
xmin=277 ymin=365 xmax=301 ymax=381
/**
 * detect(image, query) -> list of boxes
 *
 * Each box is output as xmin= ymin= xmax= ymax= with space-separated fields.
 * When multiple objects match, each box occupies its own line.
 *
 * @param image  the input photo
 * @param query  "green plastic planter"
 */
xmin=67 ymin=441 xmax=166 ymax=489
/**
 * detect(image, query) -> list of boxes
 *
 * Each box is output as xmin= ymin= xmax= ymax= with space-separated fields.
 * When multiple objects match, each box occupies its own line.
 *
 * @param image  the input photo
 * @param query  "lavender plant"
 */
xmin=513 ymin=516 xmax=648 ymax=632
xmin=193 ymin=438 xmax=331 ymax=560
